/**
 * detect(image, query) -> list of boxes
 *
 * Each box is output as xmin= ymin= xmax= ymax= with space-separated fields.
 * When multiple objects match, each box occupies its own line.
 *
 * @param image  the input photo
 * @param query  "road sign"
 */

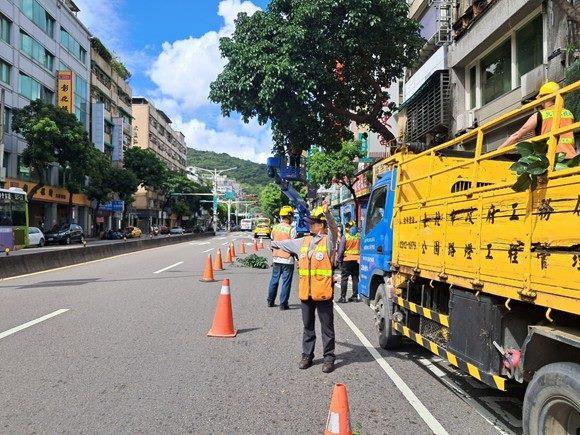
xmin=223 ymin=191 xmax=236 ymax=200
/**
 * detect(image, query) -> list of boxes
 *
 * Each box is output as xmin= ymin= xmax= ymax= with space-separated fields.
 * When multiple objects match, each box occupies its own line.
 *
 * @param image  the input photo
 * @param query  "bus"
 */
xmin=0 ymin=187 xmax=29 ymax=250
xmin=240 ymin=218 xmax=254 ymax=231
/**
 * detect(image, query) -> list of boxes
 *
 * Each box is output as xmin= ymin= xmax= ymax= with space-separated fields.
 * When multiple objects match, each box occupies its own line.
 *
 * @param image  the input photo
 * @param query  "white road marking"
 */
xmin=202 ymin=248 xmax=213 ymax=253
xmin=0 ymin=309 xmax=69 ymax=340
xmin=222 ymin=242 xmax=229 ymax=246
xmin=333 ymin=303 xmax=449 ymax=435
xmin=153 ymin=261 xmax=184 ymax=274
xmin=196 ymin=241 xmax=211 ymax=246
xmin=218 ymin=236 xmax=227 ymax=240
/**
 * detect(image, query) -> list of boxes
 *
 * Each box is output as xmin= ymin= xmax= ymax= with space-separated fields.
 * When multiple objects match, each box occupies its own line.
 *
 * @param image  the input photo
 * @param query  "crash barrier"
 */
xmin=0 ymin=232 xmax=215 ymax=279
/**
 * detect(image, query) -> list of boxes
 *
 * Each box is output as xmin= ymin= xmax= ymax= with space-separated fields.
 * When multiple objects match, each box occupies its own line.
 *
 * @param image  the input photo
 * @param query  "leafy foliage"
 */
xmin=209 ymin=0 xmax=423 ymax=153
xmin=510 ymin=141 xmax=550 ymax=191
xmin=162 ymin=172 xmax=212 ymax=218
xmin=235 ymin=254 xmax=269 ymax=269
xmin=307 ymin=140 xmax=364 ymax=188
xmin=171 ymin=200 xmax=191 ymax=221
xmin=259 ymin=183 xmax=289 ymax=219
xmin=123 ymin=147 xmax=167 ymax=191
xmin=565 ymin=59 xmax=580 ymax=120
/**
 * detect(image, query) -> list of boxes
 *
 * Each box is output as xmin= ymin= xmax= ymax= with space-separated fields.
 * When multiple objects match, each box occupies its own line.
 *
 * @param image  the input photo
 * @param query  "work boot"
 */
xmin=299 ymin=356 xmax=313 ymax=369
xmin=267 ymin=300 xmax=275 ymax=307
xmin=322 ymin=361 xmax=335 ymax=373
xmin=279 ymin=303 xmax=289 ymax=311
xmin=348 ymin=295 xmax=359 ymax=302
xmin=337 ymin=297 xmax=347 ymax=303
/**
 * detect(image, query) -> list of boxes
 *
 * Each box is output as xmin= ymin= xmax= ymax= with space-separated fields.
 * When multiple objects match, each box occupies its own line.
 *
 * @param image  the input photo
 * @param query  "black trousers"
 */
xmin=340 ymin=260 xmax=359 ymax=298
xmin=301 ymin=298 xmax=335 ymax=363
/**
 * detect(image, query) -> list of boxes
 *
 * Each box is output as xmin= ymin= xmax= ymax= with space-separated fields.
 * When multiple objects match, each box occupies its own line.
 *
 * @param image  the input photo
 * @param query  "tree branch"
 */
xmin=553 ymin=0 xmax=580 ymax=23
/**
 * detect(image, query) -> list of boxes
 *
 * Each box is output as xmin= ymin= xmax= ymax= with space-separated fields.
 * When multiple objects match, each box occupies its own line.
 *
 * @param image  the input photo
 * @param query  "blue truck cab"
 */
xmin=358 ymin=168 xmax=397 ymax=305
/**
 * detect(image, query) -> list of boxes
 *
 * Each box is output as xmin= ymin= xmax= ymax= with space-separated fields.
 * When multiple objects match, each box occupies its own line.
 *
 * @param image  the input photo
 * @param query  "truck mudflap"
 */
xmin=391 ymin=320 xmax=507 ymax=391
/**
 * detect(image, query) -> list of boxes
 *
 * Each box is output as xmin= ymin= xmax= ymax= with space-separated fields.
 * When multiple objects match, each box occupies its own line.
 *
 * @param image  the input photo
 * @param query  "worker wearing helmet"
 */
xmin=498 ymin=82 xmax=576 ymax=159
xmin=267 ymin=205 xmax=297 ymax=310
xmin=336 ymin=221 xmax=360 ymax=303
xmin=270 ymin=201 xmax=339 ymax=373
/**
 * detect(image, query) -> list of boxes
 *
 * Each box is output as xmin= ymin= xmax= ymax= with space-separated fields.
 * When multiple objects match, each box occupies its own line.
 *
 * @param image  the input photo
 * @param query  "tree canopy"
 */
xmin=259 ymin=183 xmax=289 ymax=220
xmin=210 ymin=0 xmax=423 ymax=153
xmin=123 ymin=147 xmax=167 ymax=191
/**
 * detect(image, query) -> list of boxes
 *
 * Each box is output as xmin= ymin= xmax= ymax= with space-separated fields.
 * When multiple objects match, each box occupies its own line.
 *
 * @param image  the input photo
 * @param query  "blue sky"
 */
xmin=76 ymin=0 xmax=271 ymax=162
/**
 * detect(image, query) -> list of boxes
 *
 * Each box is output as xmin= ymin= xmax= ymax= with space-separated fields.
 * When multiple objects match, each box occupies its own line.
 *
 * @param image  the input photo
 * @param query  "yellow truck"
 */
xmin=359 ymin=81 xmax=579 ymax=434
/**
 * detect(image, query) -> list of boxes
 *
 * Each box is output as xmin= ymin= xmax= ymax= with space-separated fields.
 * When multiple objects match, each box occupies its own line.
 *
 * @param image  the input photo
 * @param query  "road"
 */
xmin=0 ymin=232 xmax=523 ymax=433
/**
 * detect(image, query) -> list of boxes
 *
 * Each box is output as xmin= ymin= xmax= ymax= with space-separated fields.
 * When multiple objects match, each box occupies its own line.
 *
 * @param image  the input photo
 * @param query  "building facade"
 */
xmin=130 ymin=97 xmax=187 ymax=229
xmin=0 ymin=0 xmax=91 ymax=231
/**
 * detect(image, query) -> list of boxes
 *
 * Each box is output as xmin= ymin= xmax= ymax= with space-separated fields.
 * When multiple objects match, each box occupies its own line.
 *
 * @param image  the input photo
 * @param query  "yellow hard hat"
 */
xmin=310 ymin=206 xmax=326 ymax=222
xmin=279 ymin=205 xmax=294 ymax=217
xmin=537 ymin=82 xmax=560 ymax=98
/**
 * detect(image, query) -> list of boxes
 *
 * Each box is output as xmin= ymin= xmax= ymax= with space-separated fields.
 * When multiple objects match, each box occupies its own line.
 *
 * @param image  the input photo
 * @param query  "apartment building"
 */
xmin=89 ymin=37 xmax=132 ymax=162
xmin=0 ymin=0 xmax=91 ymax=230
xmin=130 ymin=97 xmax=187 ymax=229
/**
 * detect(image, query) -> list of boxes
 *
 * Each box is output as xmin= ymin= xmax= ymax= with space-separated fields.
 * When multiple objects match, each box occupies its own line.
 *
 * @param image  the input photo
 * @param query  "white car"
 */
xmin=27 ymin=227 xmax=45 ymax=247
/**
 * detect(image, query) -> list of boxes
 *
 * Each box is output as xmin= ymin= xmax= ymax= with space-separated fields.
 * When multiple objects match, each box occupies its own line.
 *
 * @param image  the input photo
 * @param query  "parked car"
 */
xmin=45 ymin=223 xmax=84 ymax=245
xmin=101 ymin=229 xmax=123 ymax=240
xmin=27 ymin=227 xmax=45 ymax=247
xmin=159 ymin=225 xmax=170 ymax=235
xmin=123 ymin=227 xmax=142 ymax=238
xmin=170 ymin=226 xmax=185 ymax=235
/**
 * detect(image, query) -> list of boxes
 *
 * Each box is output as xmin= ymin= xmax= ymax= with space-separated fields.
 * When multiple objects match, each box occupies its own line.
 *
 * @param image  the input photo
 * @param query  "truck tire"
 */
xmin=523 ymin=362 xmax=580 ymax=435
xmin=374 ymin=282 xmax=402 ymax=350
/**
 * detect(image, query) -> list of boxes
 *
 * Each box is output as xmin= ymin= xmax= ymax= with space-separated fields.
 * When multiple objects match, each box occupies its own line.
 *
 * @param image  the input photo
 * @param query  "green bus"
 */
xmin=0 ymin=187 xmax=29 ymax=249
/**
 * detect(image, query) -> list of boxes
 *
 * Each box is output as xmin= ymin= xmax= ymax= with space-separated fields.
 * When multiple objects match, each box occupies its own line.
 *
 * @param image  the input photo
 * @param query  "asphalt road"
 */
xmin=0 ymin=233 xmax=523 ymax=433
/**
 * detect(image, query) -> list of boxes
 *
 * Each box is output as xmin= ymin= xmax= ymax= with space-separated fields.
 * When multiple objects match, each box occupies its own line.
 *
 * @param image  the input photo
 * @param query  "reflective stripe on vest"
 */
xmin=272 ymin=223 xmax=292 ymax=259
xmin=298 ymin=235 xmax=333 ymax=301
xmin=344 ymin=233 xmax=360 ymax=261
xmin=540 ymin=109 xmax=575 ymax=148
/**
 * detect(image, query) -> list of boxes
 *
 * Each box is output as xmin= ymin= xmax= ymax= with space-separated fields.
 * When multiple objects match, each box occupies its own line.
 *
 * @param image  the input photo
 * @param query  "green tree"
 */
xmin=123 ymin=147 xmax=168 ymax=191
xmin=210 ymin=0 xmax=422 ymax=153
xmin=171 ymin=200 xmax=191 ymax=224
xmin=259 ymin=183 xmax=289 ymax=220
xmin=11 ymin=100 xmax=94 ymax=209
xmin=162 ymin=172 xmax=212 ymax=219
xmin=85 ymin=148 xmax=114 ymax=233
xmin=307 ymin=140 xmax=364 ymax=223
xmin=107 ymin=167 xmax=139 ymax=227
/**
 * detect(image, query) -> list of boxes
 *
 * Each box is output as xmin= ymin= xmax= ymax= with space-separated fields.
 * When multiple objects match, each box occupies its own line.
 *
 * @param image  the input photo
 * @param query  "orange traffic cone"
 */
xmin=258 ymin=237 xmax=264 ymax=250
xmin=230 ymin=241 xmax=236 ymax=257
xmin=239 ymin=240 xmax=246 ymax=254
xmin=253 ymin=239 xmax=258 ymax=253
xmin=214 ymin=249 xmax=224 ymax=271
xmin=324 ymin=384 xmax=351 ymax=435
xmin=224 ymin=246 xmax=233 ymax=264
xmin=207 ymin=278 xmax=237 ymax=337
xmin=200 ymin=254 xmax=217 ymax=282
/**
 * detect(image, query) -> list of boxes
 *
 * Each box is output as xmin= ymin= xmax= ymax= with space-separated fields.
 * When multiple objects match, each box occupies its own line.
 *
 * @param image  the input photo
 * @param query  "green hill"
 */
xmin=186 ymin=148 xmax=270 ymax=195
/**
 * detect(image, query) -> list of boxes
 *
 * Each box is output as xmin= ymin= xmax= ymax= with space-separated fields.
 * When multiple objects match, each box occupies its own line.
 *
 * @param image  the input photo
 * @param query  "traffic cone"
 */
xmin=239 ymin=240 xmax=246 ymax=254
xmin=230 ymin=241 xmax=236 ymax=257
xmin=199 ymin=254 xmax=217 ymax=282
xmin=253 ymin=239 xmax=258 ymax=253
xmin=224 ymin=246 xmax=233 ymax=264
xmin=214 ymin=249 xmax=224 ymax=271
xmin=324 ymin=384 xmax=352 ymax=435
xmin=207 ymin=278 xmax=237 ymax=338
xmin=258 ymin=237 xmax=264 ymax=250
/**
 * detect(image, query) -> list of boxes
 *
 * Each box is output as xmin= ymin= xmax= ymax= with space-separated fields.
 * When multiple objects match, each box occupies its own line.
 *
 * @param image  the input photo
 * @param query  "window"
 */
xmin=60 ymin=27 xmax=87 ymax=63
xmin=516 ymin=15 xmax=543 ymax=81
xmin=3 ymin=107 xmax=11 ymax=133
xmin=0 ymin=13 xmax=10 ymax=44
xmin=20 ymin=32 xmax=54 ymax=70
xmin=20 ymin=0 xmax=55 ymax=37
xmin=480 ymin=40 xmax=511 ymax=105
xmin=365 ymin=186 xmax=387 ymax=234
xmin=19 ymin=73 xmax=53 ymax=103
xmin=468 ymin=66 xmax=476 ymax=109
xmin=0 ymin=59 xmax=10 ymax=85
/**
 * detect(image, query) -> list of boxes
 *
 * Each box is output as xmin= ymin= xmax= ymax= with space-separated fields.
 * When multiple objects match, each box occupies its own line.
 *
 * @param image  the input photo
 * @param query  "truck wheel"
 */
xmin=374 ymin=282 xmax=402 ymax=350
xmin=523 ymin=362 xmax=580 ymax=435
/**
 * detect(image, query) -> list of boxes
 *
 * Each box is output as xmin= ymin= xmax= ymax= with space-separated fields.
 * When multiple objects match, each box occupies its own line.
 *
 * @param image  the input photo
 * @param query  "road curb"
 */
xmin=0 ymin=232 xmax=214 ymax=279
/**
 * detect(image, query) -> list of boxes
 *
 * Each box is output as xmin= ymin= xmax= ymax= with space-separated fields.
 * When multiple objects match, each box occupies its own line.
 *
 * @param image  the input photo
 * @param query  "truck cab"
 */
xmin=359 ymin=168 xmax=397 ymax=304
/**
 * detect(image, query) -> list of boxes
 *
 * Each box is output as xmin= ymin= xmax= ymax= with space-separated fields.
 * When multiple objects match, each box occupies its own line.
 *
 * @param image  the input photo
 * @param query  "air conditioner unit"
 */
xmin=456 ymin=109 xmax=475 ymax=131
xmin=521 ymin=66 xmax=545 ymax=99
xmin=467 ymin=109 xmax=475 ymax=126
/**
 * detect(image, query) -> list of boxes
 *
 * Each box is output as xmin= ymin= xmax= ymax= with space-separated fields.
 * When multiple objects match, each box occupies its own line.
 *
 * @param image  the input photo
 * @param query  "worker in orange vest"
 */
xmin=270 ymin=202 xmax=339 ymax=373
xmin=267 ymin=206 xmax=296 ymax=310
xmin=498 ymin=82 xmax=576 ymax=159
xmin=337 ymin=221 xmax=360 ymax=303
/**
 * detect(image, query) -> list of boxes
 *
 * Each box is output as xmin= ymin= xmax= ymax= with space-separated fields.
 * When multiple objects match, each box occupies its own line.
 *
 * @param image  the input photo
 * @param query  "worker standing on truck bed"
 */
xmin=270 ymin=202 xmax=339 ymax=373
xmin=267 ymin=206 xmax=297 ymax=310
xmin=337 ymin=221 xmax=360 ymax=303
xmin=498 ymin=81 xmax=576 ymax=158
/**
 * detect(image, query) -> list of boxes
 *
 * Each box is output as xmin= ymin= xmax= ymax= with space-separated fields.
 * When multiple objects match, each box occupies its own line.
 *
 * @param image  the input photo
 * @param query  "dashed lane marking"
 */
xmin=0 ymin=309 xmax=69 ymax=340
xmin=153 ymin=261 xmax=184 ymax=274
xmin=333 ymin=303 xmax=449 ymax=435
xmin=202 ymin=248 xmax=213 ymax=253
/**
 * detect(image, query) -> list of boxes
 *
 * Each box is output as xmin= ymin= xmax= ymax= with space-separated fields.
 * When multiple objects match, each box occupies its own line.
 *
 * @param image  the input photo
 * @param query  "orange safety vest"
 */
xmin=271 ymin=223 xmax=292 ymax=259
xmin=343 ymin=233 xmax=360 ymax=262
xmin=298 ymin=235 xmax=333 ymax=301
xmin=538 ymin=108 xmax=576 ymax=157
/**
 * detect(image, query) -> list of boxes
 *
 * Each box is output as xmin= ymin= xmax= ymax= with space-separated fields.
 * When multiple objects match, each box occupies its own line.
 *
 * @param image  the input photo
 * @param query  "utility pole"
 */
xmin=194 ymin=166 xmax=236 ymax=233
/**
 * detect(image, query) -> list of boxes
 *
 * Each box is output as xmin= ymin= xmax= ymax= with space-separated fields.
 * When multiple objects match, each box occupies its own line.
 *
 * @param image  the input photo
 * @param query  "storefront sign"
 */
xmin=5 ymin=179 xmax=90 ymax=206
xmin=353 ymin=172 xmax=371 ymax=198
xmin=57 ymin=71 xmax=74 ymax=113
xmin=101 ymin=200 xmax=124 ymax=213
xmin=112 ymin=117 xmax=124 ymax=161
xmin=96 ymin=216 xmax=105 ymax=224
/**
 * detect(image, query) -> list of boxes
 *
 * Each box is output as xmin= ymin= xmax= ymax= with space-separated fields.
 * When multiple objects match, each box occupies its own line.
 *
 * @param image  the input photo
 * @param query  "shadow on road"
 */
xmin=237 ymin=327 xmax=262 ymax=335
